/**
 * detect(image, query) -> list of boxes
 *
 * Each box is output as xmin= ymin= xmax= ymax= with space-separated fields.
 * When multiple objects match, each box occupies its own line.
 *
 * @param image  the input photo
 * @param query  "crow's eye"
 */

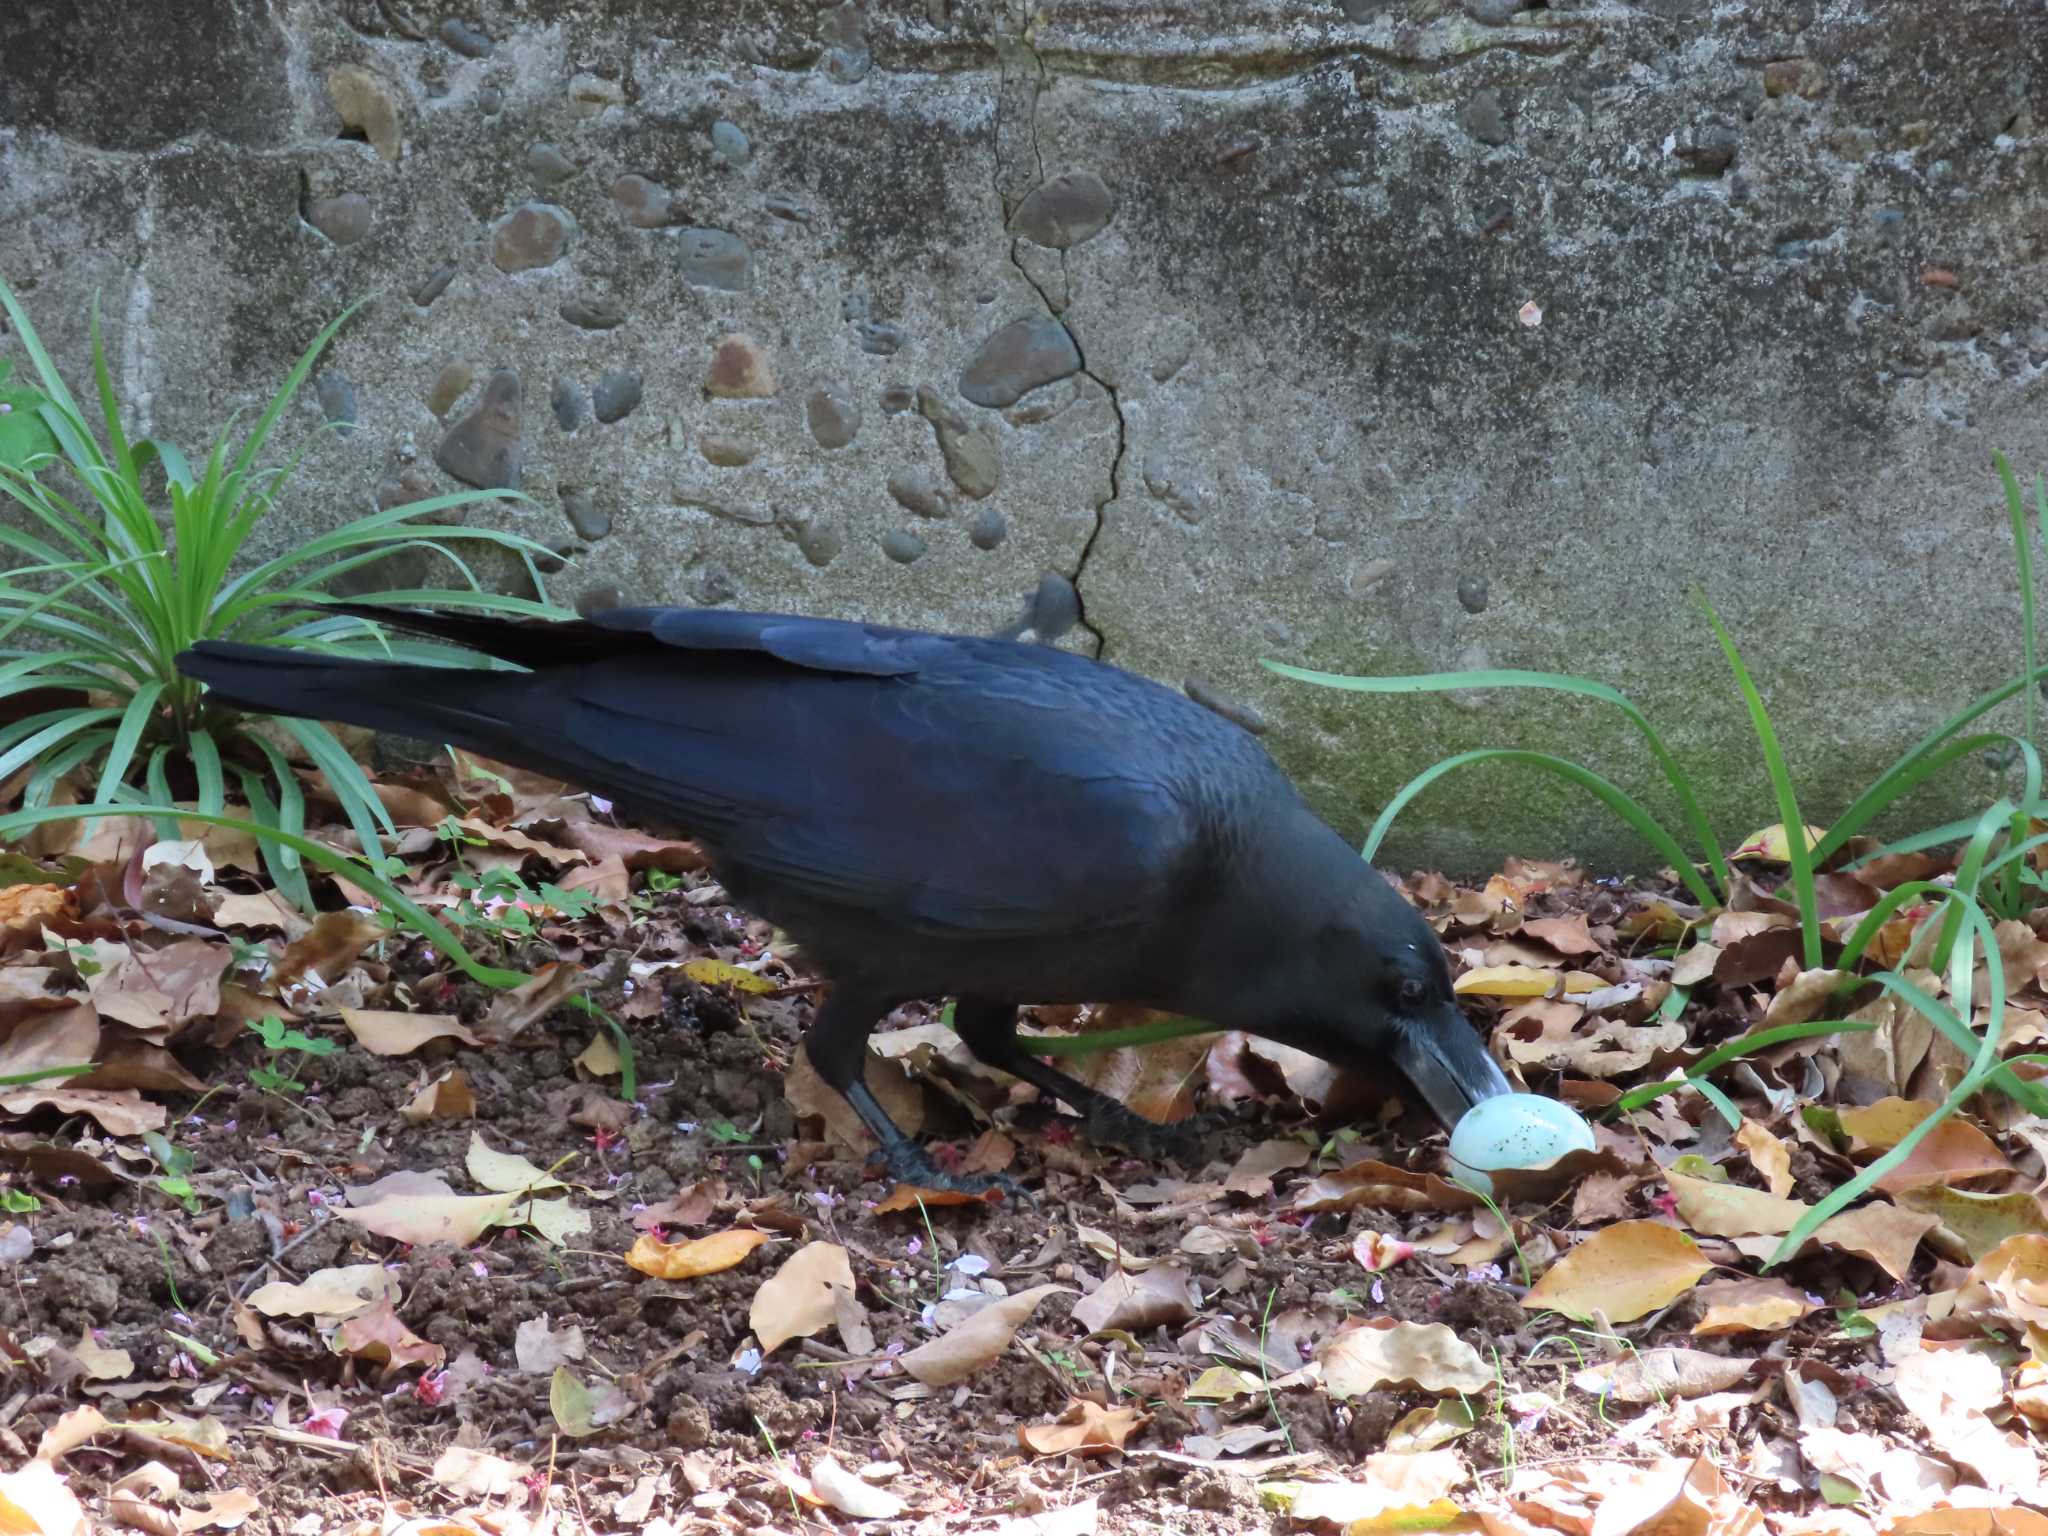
xmin=1397 ymin=977 xmax=1428 ymax=1010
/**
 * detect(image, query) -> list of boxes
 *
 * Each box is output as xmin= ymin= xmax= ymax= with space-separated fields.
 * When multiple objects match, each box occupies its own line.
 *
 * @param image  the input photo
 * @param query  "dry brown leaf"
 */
xmin=751 ymin=1241 xmax=855 ymax=1353
xmin=1576 ymin=1346 xmax=1753 ymax=1403
xmin=481 ymin=961 xmax=586 ymax=1040
xmin=1814 ymin=1202 xmax=1939 ymax=1280
xmin=338 ymin=1008 xmax=480 ymax=1056
xmin=397 ymin=1069 xmax=476 ymax=1123
xmin=784 ymin=1038 xmax=925 ymax=1149
xmin=898 ymin=1283 xmax=1072 ymax=1387
xmin=1071 ymin=1265 xmax=1200 ymax=1334
xmin=1290 ymin=1159 xmax=1479 ymax=1214
xmin=1894 ymin=1349 xmax=2048 ymax=1502
xmin=0 ymin=1001 xmax=98 ymax=1084
xmin=1692 ymin=1277 xmax=1816 ymax=1336
xmin=1957 ymin=1233 xmax=2048 ymax=1327
xmin=431 ymin=1444 xmax=530 ymax=1500
xmin=1018 ymin=1399 xmax=1149 ymax=1458
xmin=552 ymin=817 xmax=705 ymax=873
xmin=1318 ymin=1318 xmax=1492 ymax=1397
xmin=332 ymin=1297 xmax=445 ymax=1373
xmin=1668 ymin=1171 xmax=1812 ymax=1237
xmin=963 ymin=1129 xmax=1017 ymax=1175
xmin=337 ymin=1171 xmax=517 ymax=1247
xmin=1900 ymin=1187 xmax=2048 ymax=1262
xmin=873 ymin=1183 xmax=1004 ymax=1213
xmin=1736 ymin=1119 xmax=1796 ymax=1199
xmin=0 ymin=1086 xmax=163 ymax=1136
xmin=268 ymin=910 xmax=386 ymax=994
xmin=1875 ymin=1117 xmax=2011 ymax=1195
xmin=1522 ymin=1220 xmax=1711 ymax=1322
xmin=810 ymin=1455 xmax=907 ymax=1520
xmin=1223 ymin=1139 xmax=1311 ymax=1199
xmin=633 ymin=1178 xmax=727 ymax=1231
xmin=1522 ymin=915 xmax=1601 ymax=957
xmin=211 ymin=888 xmax=308 ymax=937
xmin=33 ymin=1404 xmax=109 ymax=1462
xmin=247 ymin=1264 xmax=399 ymax=1320
xmin=0 ymin=884 xmax=72 ymax=932
xmin=82 ymin=938 xmax=230 ymax=1038
xmin=625 ymin=1228 xmax=773 ymax=1280
xmin=1455 ymin=964 xmax=1561 ymax=999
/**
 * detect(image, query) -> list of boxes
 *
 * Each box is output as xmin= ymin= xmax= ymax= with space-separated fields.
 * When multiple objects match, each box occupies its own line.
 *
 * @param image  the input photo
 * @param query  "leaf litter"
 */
xmin=0 ymin=761 xmax=2044 ymax=1533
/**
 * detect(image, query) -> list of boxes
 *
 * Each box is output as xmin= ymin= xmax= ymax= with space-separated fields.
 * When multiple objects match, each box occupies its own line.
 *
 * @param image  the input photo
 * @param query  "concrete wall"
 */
xmin=2 ymin=0 xmax=2044 ymax=872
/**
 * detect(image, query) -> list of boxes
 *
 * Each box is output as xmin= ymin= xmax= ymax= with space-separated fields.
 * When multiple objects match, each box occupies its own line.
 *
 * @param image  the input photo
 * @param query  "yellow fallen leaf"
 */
xmin=1900 ymin=1186 xmax=2048 ymax=1262
xmin=466 ymin=1132 xmax=568 ymax=1195
xmin=1186 ymin=1365 xmax=1260 ymax=1401
xmin=338 ymin=1008 xmax=480 ymax=1056
xmin=1959 ymin=1232 xmax=2048 ymax=1328
xmin=1018 ymin=1398 xmax=1149 ymax=1457
xmin=625 ymin=1228 xmax=774 ymax=1279
xmin=1732 ymin=823 xmax=1826 ymax=862
xmin=1872 ymin=1116 xmax=2010 ymax=1195
xmin=398 ymin=1069 xmax=475 ymax=1124
xmin=337 ymin=1172 xmax=518 ymax=1248
xmin=682 ymin=957 xmax=778 ymax=995
xmin=1454 ymin=965 xmax=1559 ymax=999
xmin=1814 ymin=1202 xmax=1939 ymax=1280
xmin=1839 ymin=1096 xmax=1938 ymax=1151
xmin=1318 ymin=1319 xmax=1492 ymax=1397
xmin=1522 ymin=1220 xmax=1711 ymax=1323
xmin=751 ymin=1241 xmax=855 ymax=1354
xmin=574 ymin=1033 xmax=621 ymax=1077
xmin=1667 ymin=1171 xmax=1812 ymax=1237
xmin=1736 ymin=1119 xmax=1795 ymax=1199
xmin=1691 ymin=1277 xmax=1816 ymax=1336
xmin=247 ymin=1264 xmax=400 ymax=1321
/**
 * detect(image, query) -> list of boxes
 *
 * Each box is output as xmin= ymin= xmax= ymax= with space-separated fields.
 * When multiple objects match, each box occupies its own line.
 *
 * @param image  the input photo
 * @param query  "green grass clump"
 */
xmin=1268 ymin=453 xmax=2048 ymax=1266
xmin=0 ymin=273 xmax=571 ymax=905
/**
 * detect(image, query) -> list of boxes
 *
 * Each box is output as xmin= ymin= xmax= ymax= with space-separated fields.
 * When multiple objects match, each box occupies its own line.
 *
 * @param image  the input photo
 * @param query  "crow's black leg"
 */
xmin=950 ymin=997 xmax=1214 ymax=1166
xmin=804 ymin=987 xmax=1025 ymax=1198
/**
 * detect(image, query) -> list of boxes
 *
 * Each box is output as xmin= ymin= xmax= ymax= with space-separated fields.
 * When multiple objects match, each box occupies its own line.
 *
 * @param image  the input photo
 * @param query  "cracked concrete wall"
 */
xmin=2 ymin=0 xmax=2046 ymax=872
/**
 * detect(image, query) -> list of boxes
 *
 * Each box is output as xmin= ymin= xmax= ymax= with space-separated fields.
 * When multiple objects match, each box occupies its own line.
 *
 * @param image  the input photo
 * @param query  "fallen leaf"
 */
xmin=0 ymin=1087 xmax=163 ymax=1136
xmin=1692 ymin=1277 xmax=1817 ymax=1336
xmin=1318 ymin=1319 xmax=1492 ymax=1397
xmin=632 ymin=1178 xmax=726 ymax=1231
xmin=332 ymin=1297 xmax=444 ymax=1373
xmin=1186 ymin=1365 xmax=1260 ymax=1401
xmin=898 ymin=1283 xmax=1072 ymax=1387
xmin=1668 ymin=1171 xmax=1812 ymax=1237
xmin=750 ymin=1241 xmax=855 ymax=1353
xmin=1874 ymin=1117 xmax=2011 ymax=1194
xmin=1290 ymin=1159 xmax=1479 ymax=1215
xmin=247 ymin=1265 xmax=399 ymax=1321
xmin=174 ymin=1489 xmax=260 ymax=1533
xmin=338 ymin=1170 xmax=517 ymax=1247
xmin=481 ymin=961 xmax=586 ymax=1040
xmin=874 ymin=1183 xmax=1001 ymax=1212
xmin=0 ymin=884 xmax=72 ymax=932
xmin=682 ymin=957 xmax=778 ymax=995
xmin=1575 ymin=1347 xmax=1753 ymax=1404
xmin=626 ymin=1228 xmax=773 ymax=1280
xmin=1734 ymin=823 xmax=1825 ymax=862
xmin=1958 ymin=1233 xmax=2048 ymax=1328
xmin=268 ymin=911 xmax=385 ymax=994
xmin=430 ymin=1445 xmax=529 ymax=1499
xmin=1522 ymin=1220 xmax=1711 ymax=1323
xmin=1224 ymin=1139 xmax=1312 ymax=1199
xmin=398 ymin=1069 xmax=476 ymax=1123
xmin=1736 ymin=1119 xmax=1795 ymax=1199
xmin=33 ymin=1404 xmax=109 ymax=1461
xmin=465 ymin=1132 xmax=568 ymax=1195
xmin=514 ymin=1315 xmax=586 ymax=1375
xmin=1522 ymin=915 xmax=1601 ymax=957
xmin=1287 ymin=1450 xmax=1467 ymax=1524
xmin=338 ymin=1008 xmax=479 ymax=1056
xmin=574 ymin=1032 xmax=621 ymax=1077
xmin=549 ymin=1365 xmax=631 ymax=1438
xmin=1893 ymin=1349 xmax=2048 ymax=1502
xmin=0 ymin=1460 xmax=87 ymax=1536
xmin=811 ymin=1456 xmax=908 ymax=1519
xmin=1455 ymin=964 xmax=1560 ymax=999
xmin=69 ymin=1332 xmax=132 ymax=1383
xmin=1900 ymin=1186 xmax=2048 ymax=1262
xmin=1072 ymin=1265 xmax=1200 ymax=1334
xmin=1813 ymin=1202 xmax=1940 ymax=1280
xmin=1018 ymin=1398 xmax=1149 ymax=1457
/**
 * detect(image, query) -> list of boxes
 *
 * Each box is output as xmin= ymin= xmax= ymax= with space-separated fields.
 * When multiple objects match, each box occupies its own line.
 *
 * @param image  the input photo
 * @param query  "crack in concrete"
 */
xmin=993 ymin=16 xmax=1127 ymax=660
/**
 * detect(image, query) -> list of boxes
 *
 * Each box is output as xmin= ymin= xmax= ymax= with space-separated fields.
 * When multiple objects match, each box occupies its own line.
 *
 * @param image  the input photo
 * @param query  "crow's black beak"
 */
xmin=1390 ymin=1004 xmax=1513 ymax=1129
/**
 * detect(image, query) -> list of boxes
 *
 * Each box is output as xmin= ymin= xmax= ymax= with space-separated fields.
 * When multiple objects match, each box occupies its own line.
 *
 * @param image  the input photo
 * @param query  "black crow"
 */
xmin=178 ymin=605 xmax=1512 ymax=1194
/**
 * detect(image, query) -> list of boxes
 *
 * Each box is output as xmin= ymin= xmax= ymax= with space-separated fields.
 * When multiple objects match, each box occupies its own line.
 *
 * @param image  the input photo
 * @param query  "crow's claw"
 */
xmin=1080 ymin=1101 xmax=1223 ymax=1166
xmin=877 ymin=1141 xmax=1033 ymax=1204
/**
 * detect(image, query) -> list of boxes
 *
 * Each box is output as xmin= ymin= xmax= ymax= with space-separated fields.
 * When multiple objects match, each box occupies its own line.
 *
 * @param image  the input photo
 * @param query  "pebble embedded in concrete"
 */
xmin=790 ymin=519 xmax=843 ymax=568
xmin=612 ymin=174 xmax=672 ymax=228
xmin=593 ymin=371 xmax=643 ymax=423
xmin=678 ymin=229 xmax=750 ymax=291
xmin=859 ymin=323 xmax=905 ymax=356
xmin=881 ymin=530 xmax=928 ymax=564
xmin=440 ymin=19 xmax=494 ymax=56
xmin=916 ymin=386 xmax=998 ymax=498
xmin=493 ymin=203 xmax=575 ymax=272
xmin=960 ymin=318 xmax=1082 ymax=408
xmin=888 ymin=469 xmax=949 ymax=519
xmin=705 ymin=335 xmax=776 ymax=398
xmin=412 ymin=264 xmax=455 ymax=306
xmin=306 ymin=193 xmax=371 ymax=245
xmin=711 ymin=120 xmax=750 ymax=166
xmin=560 ymin=298 xmax=625 ymax=330
xmin=315 ymin=374 xmax=357 ymax=432
xmin=436 ymin=369 xmax=522 ymax=489
xmin=427 ymin=362 xmax=472 ymax=417
xmin=1010 ymin=172 xmax=1114 ymax=249
xmin=550 ymin=377 xmax=584 ymax=430
xmin=1457 ymin=574 xmax=1489 ymax=613
xmin=807 ymin=388 xmax=860 ymax=449
xmin=562 ymin=489 xmax=611 ymax=541
xmin=528 ymin=143 xmax=576 ymax=186
xmin=968 ymin=506 xmax=1007 ymax=550
xmin=1460 ymin=90 xmax=1510 ymax=146
xmin=700 ymin=435 xmax=755 ymax=466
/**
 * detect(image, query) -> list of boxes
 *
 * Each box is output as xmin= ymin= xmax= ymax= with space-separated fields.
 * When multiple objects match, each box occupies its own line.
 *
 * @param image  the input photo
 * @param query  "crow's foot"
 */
xmin=1078 ymin=1101 xmax=1226 ymax=1165
xmin=875 ymin=1140 xmax=1030 ymax=1202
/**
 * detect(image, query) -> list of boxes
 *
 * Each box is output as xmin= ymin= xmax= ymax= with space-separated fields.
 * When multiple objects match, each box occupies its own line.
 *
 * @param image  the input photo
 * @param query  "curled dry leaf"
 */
xmin=1575 ymin=1347 xmax=1753 ymax=1404
xmin=1018 ymin=1398 xmax=1149 ymax=1458
xmin=0 ymin=1088 xmax=163 ymax=1137
xmin=1736 ymin=1119 xmax=1796 ymax=1199
xmin=626 ymin=1228 xmax=773 ymax=1280
xmin=1692 ymin=1277 xmax=1817 ymax=1336
xmin=465 ymin=1132 xmax=568 ymax=1195
xmin=1287 ymin=1449 xmax=1467 ymax=1525
xmin=247 ymin=1264 xmax=400 ymax=1321
xmin=811 ymin=1455 xmax=907 ymax=1520
xmin=550 ymin=1365 xmax=632 ymax=1438
xmin=1899 ymin=1186 xmax=2048 ymax=1262
xmin=1809 ymin=1202 xmax=1939 ymax=1281
xmin=898 ymin=1283 xmax=1072 ymax=1387
xmin=750 ymin=1240 xmax=855 ymax=1354
xmin=398 ymin=1070 xmax=475 ymax=1123
xmin=338 ymin=1008 xmax=480 ymax=1056
xmin=1071 ymin=1265 xmax=1200 ymax=1334
xmin=268 ymin=910 xmax=386 ymax=994
xmin=1874 ymin=1117 xmax=2011 ymax=1195
xmin=1318 ymin=1318 xmax=1492 ymax=1397
xmin=431 ymin=1445 xmax=529 ymax=1500
xmin=1894 ymin=1349 xmax=2048 ymax=1503
xmin=1667 ymin=1171 xmax=1812 ymax=1238
xmin=1223 ymin=1139 xmax=1311 ymax=1199
xmin=874 ymin=1183 xmax=1002 ymax=1213
xmin=1290 ymin=1159 xmax=1479 ymax=1215
xmin=1958 ymin=1233 xmax=2048 ymax=1328
xmin=1522 ymin=1221 xmax=1711 ymax=1323
xmin=332 ymin=1297 xmax=445 ymax=1373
